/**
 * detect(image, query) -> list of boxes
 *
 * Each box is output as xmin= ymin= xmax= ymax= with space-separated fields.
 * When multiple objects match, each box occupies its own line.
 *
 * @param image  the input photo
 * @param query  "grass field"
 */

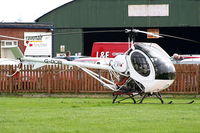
xmin=0 ymin=96 xmax=200 ymax=133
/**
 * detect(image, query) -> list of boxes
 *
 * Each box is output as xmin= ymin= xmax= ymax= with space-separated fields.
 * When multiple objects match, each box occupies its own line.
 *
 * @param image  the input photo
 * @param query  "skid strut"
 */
xmin=112 ymin=91 xmax=136 ymax=104
xmin=139 ymin=92 xmax=164 ymax=104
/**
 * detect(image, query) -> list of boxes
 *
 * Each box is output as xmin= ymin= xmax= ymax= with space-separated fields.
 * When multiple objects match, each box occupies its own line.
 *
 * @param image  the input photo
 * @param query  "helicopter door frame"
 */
xmin=127 ymin=49 xmax=155 ymax=92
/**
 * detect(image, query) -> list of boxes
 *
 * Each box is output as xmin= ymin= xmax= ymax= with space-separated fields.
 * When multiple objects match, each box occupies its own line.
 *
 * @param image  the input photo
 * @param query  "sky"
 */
xmin=0 ymin=0 xmax=73 ymax=22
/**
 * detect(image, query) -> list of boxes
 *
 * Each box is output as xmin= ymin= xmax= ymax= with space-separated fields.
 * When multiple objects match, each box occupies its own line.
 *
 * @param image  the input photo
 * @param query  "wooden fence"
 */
xmin=0 ymin=64 xmax=200 ymax=94
xmin=164 ymin=64 xmax=200 ymax=94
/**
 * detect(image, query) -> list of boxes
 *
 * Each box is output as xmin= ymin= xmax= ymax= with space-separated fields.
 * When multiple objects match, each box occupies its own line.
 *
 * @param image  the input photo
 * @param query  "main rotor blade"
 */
xmin=0 ymin=35 xmax=25 ymax=41
xmin=0 ymin=30 xmax=124 ymax=41
xmin=0 ymin=30 xmax=125 ymax=39
xmin=130 ymin=29 xmax=200 ymax=44
xmin=51 ymin=29 xmax=125 ymax=36
xmin=159 ymin=33 xmax=200 ymax=44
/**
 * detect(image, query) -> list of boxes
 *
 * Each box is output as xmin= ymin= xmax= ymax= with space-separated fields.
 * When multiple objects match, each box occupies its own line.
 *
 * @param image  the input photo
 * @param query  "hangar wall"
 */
xmin=54 ymin=28 xmax=83 ymax=56
xmin=36 ymin=0 xmax=200 ymax=56
xmin=37 ymin=0 xmax=200 ymax=28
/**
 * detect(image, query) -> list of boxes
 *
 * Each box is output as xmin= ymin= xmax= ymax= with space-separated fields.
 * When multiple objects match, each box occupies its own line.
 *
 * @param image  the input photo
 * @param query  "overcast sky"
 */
xmin=0 ymin=0 xmax=73 ymax=22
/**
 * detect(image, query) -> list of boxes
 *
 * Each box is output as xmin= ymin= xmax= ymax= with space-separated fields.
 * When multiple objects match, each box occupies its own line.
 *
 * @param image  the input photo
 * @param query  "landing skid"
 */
xmin=167 ymin=100 xmax=194 ymax=104
xmin=112 ymin=91 xmax=195 ymax=104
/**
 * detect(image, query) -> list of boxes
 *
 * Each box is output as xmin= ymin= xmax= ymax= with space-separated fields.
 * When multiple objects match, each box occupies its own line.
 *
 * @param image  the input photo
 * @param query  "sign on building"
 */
xmin=128 ymin=4 xmax=169 ymax=17
xmin=24 ymin=32 xmax=52 ymax=57
xmin=60 ymin=45 xmax=65 ymax=52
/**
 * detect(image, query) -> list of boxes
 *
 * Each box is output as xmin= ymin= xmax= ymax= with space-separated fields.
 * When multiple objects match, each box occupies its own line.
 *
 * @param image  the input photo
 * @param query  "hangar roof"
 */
xmin=36 ymin=0 xmax=200 ymax=28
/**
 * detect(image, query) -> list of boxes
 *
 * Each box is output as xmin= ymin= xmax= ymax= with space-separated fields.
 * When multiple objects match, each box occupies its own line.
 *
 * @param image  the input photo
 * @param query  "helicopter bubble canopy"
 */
xmin=134 ymin=42 xmax=175 ymax=80
xmin=126 ymin=42 xmax=176 ymax=93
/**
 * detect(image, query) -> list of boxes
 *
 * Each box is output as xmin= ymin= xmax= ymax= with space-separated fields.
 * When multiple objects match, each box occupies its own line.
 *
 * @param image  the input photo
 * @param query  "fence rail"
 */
xmin=0 ymin=64 xmax=200 ymax=94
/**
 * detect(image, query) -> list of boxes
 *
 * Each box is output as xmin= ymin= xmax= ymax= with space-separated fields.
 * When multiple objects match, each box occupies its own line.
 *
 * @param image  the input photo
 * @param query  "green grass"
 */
xmin=0 ymin=96 xmax=200 ymax=133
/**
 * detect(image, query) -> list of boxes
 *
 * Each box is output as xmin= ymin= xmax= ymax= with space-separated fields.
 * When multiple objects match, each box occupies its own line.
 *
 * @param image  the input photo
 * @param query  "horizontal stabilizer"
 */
xmin=10 ymin=46 xmax=23 ymax=59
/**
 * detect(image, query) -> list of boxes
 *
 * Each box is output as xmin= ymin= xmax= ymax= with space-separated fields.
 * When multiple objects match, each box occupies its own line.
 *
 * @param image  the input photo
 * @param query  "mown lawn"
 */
xmin=0 ymin=96 xmax=199 ymax=133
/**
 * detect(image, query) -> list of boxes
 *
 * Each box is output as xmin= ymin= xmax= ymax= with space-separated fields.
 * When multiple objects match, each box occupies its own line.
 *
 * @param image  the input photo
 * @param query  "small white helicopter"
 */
xmin=0 ymin=29 xmax=178 ymax=104
xmin=2 ymin=29 xmax=198 ymax=104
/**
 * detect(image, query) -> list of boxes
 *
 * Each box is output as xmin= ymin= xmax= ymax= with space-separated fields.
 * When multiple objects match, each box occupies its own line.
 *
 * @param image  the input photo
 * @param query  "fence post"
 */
xmin=8 ymin=65 xmax=13 ymax=93
xmin=47 ymin=65 xmax=51 ymax=94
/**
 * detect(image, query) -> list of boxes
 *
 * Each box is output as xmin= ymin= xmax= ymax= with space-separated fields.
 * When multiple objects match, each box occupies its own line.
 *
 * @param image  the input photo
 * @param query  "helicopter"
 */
xmin=0 ymin=29 xmax=197 ymax=104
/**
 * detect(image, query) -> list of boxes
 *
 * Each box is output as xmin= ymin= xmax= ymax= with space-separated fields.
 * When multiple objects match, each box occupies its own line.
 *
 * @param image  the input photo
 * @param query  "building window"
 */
xmin=0 ymin=40 xmax=18 ymax=48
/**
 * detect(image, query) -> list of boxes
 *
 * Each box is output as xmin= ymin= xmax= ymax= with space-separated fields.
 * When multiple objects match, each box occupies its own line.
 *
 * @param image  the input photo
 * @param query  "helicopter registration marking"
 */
xmin=44 ymin=59 xmax=62 ymax=65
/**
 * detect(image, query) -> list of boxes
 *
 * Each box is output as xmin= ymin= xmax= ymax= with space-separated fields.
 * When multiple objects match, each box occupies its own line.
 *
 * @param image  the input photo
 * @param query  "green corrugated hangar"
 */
xmin=36 ymin=0 xmax=200 ymax=56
